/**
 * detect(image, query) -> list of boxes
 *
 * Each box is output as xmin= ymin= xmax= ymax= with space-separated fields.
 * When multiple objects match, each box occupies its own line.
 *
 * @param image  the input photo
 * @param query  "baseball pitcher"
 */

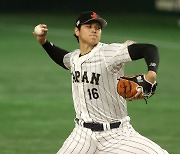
xmin=33 ymin=11 xmax=169 ymax=154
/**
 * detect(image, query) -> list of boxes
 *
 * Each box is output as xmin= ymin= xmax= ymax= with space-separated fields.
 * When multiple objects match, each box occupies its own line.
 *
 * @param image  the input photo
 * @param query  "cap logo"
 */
xmin=91 ymin=12 xmax=97 ymax=18
xmin=76 ymin=20 xmax=80 ymax=26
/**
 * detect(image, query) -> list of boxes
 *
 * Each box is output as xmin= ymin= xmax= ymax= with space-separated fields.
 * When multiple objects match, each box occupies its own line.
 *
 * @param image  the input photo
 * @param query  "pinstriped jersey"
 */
xmin=63 ymin=41 xmax=134 ymax=123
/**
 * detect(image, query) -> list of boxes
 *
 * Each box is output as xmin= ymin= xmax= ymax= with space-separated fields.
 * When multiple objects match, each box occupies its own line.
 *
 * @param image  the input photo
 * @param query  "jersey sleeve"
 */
xmin=63 ymin=52 xmax=73 ymax=70
xmin=63 ymin=49 xmax=80 ymax=70
xmin=102 ymin=40 xmax=134 ymax=74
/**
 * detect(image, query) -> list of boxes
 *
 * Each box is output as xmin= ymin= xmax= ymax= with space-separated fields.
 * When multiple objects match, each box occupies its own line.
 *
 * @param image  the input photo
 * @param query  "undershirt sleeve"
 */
xmin=42 ymin=40 xmax=69 ymax=69
xmin=128 ymin=43 xmax=159 ymax=73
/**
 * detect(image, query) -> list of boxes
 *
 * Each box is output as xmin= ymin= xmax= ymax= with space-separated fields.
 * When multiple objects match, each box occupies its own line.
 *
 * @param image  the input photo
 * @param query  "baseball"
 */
xmin=34 ymin=25 xmax=44 ymax=36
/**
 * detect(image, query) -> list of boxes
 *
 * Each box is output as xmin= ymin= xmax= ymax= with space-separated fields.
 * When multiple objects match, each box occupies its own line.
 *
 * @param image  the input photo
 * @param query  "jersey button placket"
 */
xmin=77 ymin=59 xmax=90 ymax=121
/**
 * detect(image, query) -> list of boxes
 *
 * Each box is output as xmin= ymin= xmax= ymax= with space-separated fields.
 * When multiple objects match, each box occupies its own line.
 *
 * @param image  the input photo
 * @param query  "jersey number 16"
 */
xmin=87 ymin=88 xmax=99 ymax=100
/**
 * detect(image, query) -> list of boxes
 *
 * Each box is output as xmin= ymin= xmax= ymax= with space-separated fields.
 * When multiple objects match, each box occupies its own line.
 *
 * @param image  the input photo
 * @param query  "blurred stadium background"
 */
xmin=0 ymin=0 xmax=180 ymax=153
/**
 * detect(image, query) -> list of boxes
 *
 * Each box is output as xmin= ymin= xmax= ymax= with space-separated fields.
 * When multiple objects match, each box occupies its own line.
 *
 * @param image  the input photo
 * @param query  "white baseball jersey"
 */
xmin=58 ymin=40 xmax=169 ymax=154
xmin=63 ymin=41 xmax=133 ymax=123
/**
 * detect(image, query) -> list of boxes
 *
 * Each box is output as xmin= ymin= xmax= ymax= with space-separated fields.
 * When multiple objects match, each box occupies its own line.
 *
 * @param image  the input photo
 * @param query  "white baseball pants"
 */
xmin=57 ymin=116 xmax=169 ymax=154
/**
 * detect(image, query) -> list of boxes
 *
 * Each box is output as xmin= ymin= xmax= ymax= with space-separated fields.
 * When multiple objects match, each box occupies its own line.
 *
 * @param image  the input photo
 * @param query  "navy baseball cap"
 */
xmin=75 ymin=11 xmax=107 ymax=28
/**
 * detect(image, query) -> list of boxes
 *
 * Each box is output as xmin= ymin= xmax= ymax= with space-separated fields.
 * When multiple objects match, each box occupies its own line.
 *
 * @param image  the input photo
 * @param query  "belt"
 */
xmin=75 ymin=118 xmax=121 ymax=131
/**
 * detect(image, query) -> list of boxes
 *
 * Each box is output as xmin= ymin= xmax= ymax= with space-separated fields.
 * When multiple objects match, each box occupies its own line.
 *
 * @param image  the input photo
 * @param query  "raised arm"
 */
xmin=33 ymin=24 xmax=69 ymax=69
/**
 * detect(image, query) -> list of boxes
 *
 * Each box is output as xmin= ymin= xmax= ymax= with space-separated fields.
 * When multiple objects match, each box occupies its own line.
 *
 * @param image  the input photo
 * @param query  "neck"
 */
xmin=79 ymin=43 xmax=97 ymax=56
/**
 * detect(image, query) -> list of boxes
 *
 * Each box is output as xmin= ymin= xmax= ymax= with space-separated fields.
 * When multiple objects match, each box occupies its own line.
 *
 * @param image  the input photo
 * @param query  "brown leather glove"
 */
xmin=117 ymin=74 xmax=157 ymax=101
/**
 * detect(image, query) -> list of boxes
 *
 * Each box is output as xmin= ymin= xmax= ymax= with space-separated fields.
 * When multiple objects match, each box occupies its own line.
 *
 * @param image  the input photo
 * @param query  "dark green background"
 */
xmin=1 ymin=0 xmax=154 ymax=12
xmin=0 ymin=1 xmax=180 ymax=153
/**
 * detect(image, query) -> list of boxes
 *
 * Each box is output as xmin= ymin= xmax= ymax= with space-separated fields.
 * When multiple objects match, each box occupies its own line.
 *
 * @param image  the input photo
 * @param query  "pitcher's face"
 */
xmin=75 ymin=22 xmax=102 ymax=46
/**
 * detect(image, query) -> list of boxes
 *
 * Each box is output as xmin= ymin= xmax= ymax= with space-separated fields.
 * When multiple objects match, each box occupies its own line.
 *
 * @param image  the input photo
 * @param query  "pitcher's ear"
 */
xmin=74 ymin=27 xmax=79 ymax=36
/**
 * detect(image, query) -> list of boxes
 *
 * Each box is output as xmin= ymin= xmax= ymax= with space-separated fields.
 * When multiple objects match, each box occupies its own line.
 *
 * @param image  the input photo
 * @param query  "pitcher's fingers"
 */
xmin=41 ymin=28 xmax=48 ymax=32
xmin=128 ymin=88 xmax=142 ymax=100
xmin=38 ymin=24 xmax=47 ymax=28
xmin=41 ymin=24 xmax=47 ymax=28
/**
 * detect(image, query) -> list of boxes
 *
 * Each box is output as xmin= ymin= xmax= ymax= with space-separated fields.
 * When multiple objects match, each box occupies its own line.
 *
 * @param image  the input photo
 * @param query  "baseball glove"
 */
xmin=117 ymin=74 xmax=157 ymax=103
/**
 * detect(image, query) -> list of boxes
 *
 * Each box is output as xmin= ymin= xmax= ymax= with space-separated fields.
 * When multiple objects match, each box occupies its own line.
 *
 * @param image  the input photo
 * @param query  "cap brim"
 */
xmin=82 ymin=18 xmax=107 ymax=27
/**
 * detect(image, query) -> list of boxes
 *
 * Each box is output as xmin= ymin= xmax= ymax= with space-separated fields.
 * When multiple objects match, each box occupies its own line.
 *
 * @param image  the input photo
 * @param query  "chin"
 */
xmin=90 ymin=39 xmax=99 ymax=45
